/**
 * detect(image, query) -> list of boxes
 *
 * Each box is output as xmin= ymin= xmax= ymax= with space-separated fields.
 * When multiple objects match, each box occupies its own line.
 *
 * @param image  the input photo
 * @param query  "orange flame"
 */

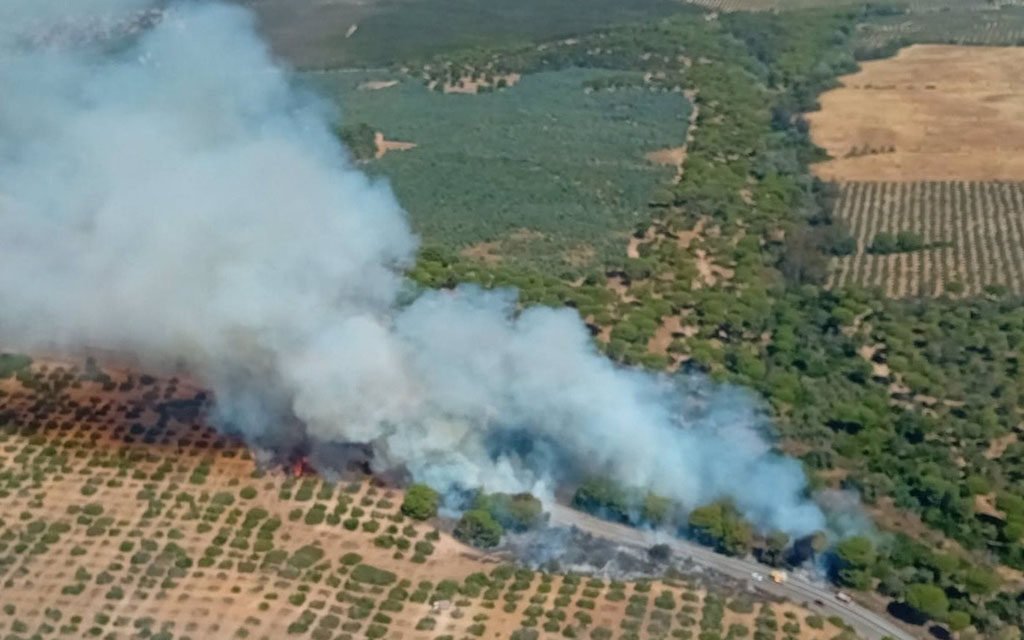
xmin=291 ymin=456 xmax=313 ymax=477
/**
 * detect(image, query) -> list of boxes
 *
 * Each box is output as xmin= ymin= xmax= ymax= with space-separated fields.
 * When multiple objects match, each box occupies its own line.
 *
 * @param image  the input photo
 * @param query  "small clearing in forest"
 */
xmin=374 ymin=131 xmax=417 ymax=159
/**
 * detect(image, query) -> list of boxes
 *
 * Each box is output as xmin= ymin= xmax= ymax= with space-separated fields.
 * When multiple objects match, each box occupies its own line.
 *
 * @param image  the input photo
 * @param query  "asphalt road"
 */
xmin=548 ymin=504 xmax=921 ymax=640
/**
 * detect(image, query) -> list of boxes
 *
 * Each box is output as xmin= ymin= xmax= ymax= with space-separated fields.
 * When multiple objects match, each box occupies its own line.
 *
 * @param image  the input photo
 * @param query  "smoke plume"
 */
xmin=0 ymin=0 xmax=825 ymax=537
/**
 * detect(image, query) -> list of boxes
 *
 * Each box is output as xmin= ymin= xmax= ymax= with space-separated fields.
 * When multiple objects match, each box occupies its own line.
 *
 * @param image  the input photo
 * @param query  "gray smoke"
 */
xmin=0 ymin=0 xmax=826 ymax=537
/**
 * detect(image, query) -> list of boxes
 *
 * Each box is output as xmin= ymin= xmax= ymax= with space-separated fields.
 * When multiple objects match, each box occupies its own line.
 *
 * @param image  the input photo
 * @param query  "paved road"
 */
xmin=548 ymin=505 xmax=920 ymax=640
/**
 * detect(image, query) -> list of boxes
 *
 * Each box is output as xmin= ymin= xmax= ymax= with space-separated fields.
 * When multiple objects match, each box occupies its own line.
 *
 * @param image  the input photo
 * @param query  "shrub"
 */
xmin=401 ymin=484 xmax=440 ymax=520
xmin=288 ymin=545 xmax=324 ymax=569
xmin=305 ymin=508 xmax=325 ymax=526
xmin=350 ymin=564 xmax=396 ymax=586
xmin=727 ymin=598 xmax=754 ymax=614
xmin=473 ymin=492 xmax=544 ymax=532
xmin=340 ymin=552 xmax=362 ymax=565
xmin=454 ymin=509 xmax=503 ymax=548
xmin=655 ymin=590 xmax=675 ymax=610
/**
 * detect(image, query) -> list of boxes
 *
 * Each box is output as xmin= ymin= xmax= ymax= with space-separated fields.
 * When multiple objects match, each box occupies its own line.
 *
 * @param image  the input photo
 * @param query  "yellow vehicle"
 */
xmin=770 ymin=570 xmax=788 ymax=584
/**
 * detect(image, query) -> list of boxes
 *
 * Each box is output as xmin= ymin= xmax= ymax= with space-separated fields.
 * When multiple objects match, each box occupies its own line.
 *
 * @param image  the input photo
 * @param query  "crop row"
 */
xmin=828 ymin=181 xmax=1024 ymax=297
xmin=857 ymin=8 xmax=1024 ymax=49
xmin=684 ymin=0 xmax=1020 ymax=13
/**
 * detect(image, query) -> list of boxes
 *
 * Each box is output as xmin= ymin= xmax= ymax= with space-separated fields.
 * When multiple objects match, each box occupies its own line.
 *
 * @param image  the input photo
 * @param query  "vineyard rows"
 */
xmin=684 ymin=0 xmax=1024 ymax=13
xmin=857 ymin=7 xmax=1024 ymax=48
xmin=828 ymin=181 xmax=1024 ymax=297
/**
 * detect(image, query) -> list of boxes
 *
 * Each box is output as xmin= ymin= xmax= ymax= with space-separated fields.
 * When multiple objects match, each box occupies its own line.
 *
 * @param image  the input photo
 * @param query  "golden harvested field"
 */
xmin=0 ymin=357 xmax=844 ymax=640
xmin=808 ymin=45 xmax=1024 ymax=183
xmin=828 ymin=181 xmax=1024 ymax=297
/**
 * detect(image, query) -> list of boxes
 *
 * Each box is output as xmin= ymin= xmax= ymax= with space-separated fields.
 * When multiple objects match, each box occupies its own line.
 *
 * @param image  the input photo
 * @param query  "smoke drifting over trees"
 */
xmin=0 ymin=0 xmax=825 ymax=536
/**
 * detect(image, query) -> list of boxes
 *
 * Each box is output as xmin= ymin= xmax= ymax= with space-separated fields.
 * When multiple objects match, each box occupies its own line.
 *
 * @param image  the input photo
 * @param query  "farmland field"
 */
xmin=240 ymin=0 xmax=685 ymax=69
xmin=856 ymin=6 xmax=1024 ymax=49
xmin=0 ymin=357 xmax=840 ymax=640
xmin=807 ymin=44 xmax=1024 ymax=183
xmin=828 ymin=181 xmax=1024 ymax=297
xmin=310 ymin=68 xmax=689 ymax=271
xmin=682 ymin=0 xmax=1024 ymax=12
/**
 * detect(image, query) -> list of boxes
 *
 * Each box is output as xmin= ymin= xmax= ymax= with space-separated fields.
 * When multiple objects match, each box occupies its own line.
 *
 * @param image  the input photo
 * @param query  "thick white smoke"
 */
xmin=0 ymin=0 xmax=825 ymax=536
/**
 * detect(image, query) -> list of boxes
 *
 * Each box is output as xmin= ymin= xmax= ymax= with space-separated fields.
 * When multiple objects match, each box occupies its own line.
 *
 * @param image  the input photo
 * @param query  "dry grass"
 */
xmin=808 ymin=45 xmax=1024 ymax=182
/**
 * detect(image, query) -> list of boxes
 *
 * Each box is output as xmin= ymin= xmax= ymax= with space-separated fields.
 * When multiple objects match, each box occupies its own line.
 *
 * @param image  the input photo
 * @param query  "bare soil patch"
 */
xmin=645 ymin=146 xmax=686 ymax=169
xmin=461 ymin=228 xmax=547 ymax=266
xmin=986 ymin=432 xmax=1020 ymax=460
xmin=857 ymin=344 xmax=891 ymax=380
xmin=644 ymin=89 xmax=699 ymax=183
xmin=374 ymin=131 xmax=417 ymax=159
xmin=460 ymin=240 xmax=503 ymax=265
xmin=648 ymin=314 xmax=699 ymax=369
xmin=692 ymin=249 xmax=734 ymax=289
xmin=808 ymin=45 xmax=1024 ymax=182
xmin=605 ymin=274 xmax=638 ymax=304
xmin=358 ymin=79 xmax=398 ymax=91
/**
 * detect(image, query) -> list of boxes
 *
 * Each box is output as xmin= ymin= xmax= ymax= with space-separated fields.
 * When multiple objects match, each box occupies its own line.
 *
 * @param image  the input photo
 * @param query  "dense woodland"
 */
xmin=385 ymin=5 xmax=1024 ymax=637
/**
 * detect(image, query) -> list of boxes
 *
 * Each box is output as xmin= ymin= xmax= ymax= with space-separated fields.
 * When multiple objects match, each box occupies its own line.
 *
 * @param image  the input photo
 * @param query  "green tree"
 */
xmin=473 ymin=492 xmax=544 ymax=532
xmin=868 ymin=232 xmax=898 ymax=255
xmin=401 ymin=484 xmax=440 ymax=521
xmin=760 ymin=531 xmax=789 ymax=567
xmin=641 ymin=493 xmax=673 ymax=526
xmin=336 ymin=122 xmax=377 ymax=161
xmin=454 ymin=510 xmax=503 ymax=548
xmin=834 ymin=536 xmax=875 ymax=590
xmin=905 ymin=583 xmax=949 ymax=621
xmin=946 ymin=611 xmax=971 ymax=632
xmin=688 ymin=501 xmax=752 ymax=556
xmin=895 ymin=231 xmax=924 ymax=252
xmin=572 ymin=478 xmax=630 ymax=523
xmin=688 ymin=503 xmax=725 ymax=546
xmin=963 ymin=566 xmax=1000 ymax=598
